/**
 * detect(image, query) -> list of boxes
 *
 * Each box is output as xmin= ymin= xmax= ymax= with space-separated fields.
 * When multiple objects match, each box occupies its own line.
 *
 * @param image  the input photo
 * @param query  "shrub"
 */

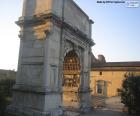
xmin=120 ymin=74 xmax=140 ymax=114
xmin=0 ymin=79 xmax=15 ymax=116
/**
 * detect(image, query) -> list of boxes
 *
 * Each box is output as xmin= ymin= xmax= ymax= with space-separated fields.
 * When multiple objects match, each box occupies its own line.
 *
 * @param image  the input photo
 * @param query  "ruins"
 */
xmin=7 ymin=0 xmax=94 ymax=115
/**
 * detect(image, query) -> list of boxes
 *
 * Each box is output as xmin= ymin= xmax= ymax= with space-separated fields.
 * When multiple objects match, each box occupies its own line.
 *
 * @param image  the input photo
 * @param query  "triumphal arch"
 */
xmin=7 ymin=0 xmax=94 ymax=115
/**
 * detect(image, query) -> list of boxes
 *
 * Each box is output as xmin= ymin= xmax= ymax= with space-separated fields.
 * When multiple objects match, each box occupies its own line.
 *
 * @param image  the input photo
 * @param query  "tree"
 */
xmin=0 ymin=79 xmax=15 ymax=116
xmin=120 ymin=73 xmax=140 ymax=114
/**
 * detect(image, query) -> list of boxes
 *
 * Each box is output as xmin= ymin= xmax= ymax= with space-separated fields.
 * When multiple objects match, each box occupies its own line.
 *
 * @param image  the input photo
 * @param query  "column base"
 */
xmin=79 ymin=90 xmax=93 ymax=113
xmin=6 ymin=105 xmax=64 ymax=116
xmin=6 ymin=87 xmax=63 ymax=116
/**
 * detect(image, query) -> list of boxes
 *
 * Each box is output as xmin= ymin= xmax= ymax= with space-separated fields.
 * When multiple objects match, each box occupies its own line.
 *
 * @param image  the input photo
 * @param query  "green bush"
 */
xmin=120 ymin=74 xmax=140 ymax=114
xmin=0 ymin=79 xmax=15 ymax=116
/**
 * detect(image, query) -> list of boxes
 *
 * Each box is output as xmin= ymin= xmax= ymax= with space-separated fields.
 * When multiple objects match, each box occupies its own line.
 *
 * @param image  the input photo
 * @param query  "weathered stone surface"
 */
xmin=7 ymin=0 xmax=94 ymax=115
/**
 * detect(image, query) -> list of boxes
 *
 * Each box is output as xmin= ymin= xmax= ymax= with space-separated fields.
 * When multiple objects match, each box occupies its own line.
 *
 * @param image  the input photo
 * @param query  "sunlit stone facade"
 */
xmin=7 ymin=0 xmax=94 ymax=115
xmin=90 ymin=62 xmax=140 ymax=97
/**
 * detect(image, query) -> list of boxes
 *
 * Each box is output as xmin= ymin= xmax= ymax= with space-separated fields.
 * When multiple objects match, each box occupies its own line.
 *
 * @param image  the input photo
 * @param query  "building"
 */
xmin=90 ymin=55 xmax=140 ymax=97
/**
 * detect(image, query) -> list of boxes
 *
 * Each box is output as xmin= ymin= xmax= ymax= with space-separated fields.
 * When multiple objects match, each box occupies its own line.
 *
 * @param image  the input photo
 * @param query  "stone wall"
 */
xmin=22 ymin=0 xmax=92 ymax=38
xmin=7 ymin=0 xmax=94 ymax=115
xmin=90 ymin=70 xmax=140 ymax=97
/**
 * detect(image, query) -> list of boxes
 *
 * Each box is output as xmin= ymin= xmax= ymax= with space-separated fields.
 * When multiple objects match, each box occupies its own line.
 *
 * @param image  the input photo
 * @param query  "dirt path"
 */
xmin=104 ymin=96 xmax=124 ymax=111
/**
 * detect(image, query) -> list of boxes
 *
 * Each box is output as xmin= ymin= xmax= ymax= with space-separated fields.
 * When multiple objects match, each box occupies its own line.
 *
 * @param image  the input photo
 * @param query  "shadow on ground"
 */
xmin=80 ymin=108 xmax=127 ymax=116
xmin=65 ymin=96 xmax=130 ymax=116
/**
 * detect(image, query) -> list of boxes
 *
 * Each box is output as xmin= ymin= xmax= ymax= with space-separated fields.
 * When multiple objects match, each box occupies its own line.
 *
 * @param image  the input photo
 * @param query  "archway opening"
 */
xmin=96 ymin=80 xmax=107 ymax=96
xmin=63 ymin=50 xmax=81 ymax=109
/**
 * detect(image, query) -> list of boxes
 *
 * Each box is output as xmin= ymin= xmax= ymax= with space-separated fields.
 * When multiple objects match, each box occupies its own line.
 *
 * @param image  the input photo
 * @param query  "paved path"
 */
xmin=81 ymin=109 xmax=127 ymax=116
xmin=104 ymin=96 xmax=124 ymax=112
xmin=81 ymin=96 xmax=127 ymax=116
xmin=66 ymin=96 xmax=128 ymax=116
xmin=66 ymin=109 xmax=127 ymax=116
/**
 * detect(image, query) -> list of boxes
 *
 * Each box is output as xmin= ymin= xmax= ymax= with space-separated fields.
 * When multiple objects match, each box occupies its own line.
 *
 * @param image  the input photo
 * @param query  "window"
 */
xmin=97 ymin=82 xmax=102 ymax=94
xmin=99 ymin=71 xmax=102 ymax=75
xmin=96 ymin=80 xmax=104 ymax=95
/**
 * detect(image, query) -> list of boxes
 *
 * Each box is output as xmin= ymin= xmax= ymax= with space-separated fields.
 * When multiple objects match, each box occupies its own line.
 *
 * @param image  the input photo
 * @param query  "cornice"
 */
xmin=16 ymin=13 xmax=95 ymax=46
xmin=91 ymin=67 xmax=140 ymax=71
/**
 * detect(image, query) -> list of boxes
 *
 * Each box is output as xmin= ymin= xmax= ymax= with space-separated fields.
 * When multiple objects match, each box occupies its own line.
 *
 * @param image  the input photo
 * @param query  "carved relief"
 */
xmin=33 ymin=22 xmax=52 ymax=39
xmin=63 ymin=75 xmax=80 ymax=88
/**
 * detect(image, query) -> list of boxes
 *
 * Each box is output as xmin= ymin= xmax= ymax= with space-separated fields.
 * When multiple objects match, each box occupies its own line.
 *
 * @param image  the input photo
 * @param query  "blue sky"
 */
xmin=74 ymin=0 xmax=140 ymax=62
xmin=0 ymin=0 xmax=140 ymax=70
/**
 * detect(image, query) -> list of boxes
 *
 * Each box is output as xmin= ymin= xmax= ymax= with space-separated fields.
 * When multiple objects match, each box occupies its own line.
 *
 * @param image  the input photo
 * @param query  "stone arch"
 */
xmin=63 ymin=41 xmax=83 ymax=69
xmin=64 ymin=48 xmax=81 ymax=61
xmin=8 ymin=0 xmax=94 ymax=115
xmin=63 ymin=49 xmax=81 ymax=108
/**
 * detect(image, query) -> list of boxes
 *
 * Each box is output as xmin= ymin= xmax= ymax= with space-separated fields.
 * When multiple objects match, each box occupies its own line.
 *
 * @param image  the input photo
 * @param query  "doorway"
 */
xmin=63 ymin=50 xmax=81 ymax=109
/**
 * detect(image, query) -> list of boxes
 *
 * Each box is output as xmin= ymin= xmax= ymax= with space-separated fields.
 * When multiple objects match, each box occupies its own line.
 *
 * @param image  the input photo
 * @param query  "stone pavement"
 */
xmin=80 ymin=109 xmax=127 ymax=116
xmin=65 ymin=96 xmax=129 ymax=116
xmin=81 ymin=96 xmax=127 ymax=116
xmin=66 ymin=108 xmax=127 ymax=116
